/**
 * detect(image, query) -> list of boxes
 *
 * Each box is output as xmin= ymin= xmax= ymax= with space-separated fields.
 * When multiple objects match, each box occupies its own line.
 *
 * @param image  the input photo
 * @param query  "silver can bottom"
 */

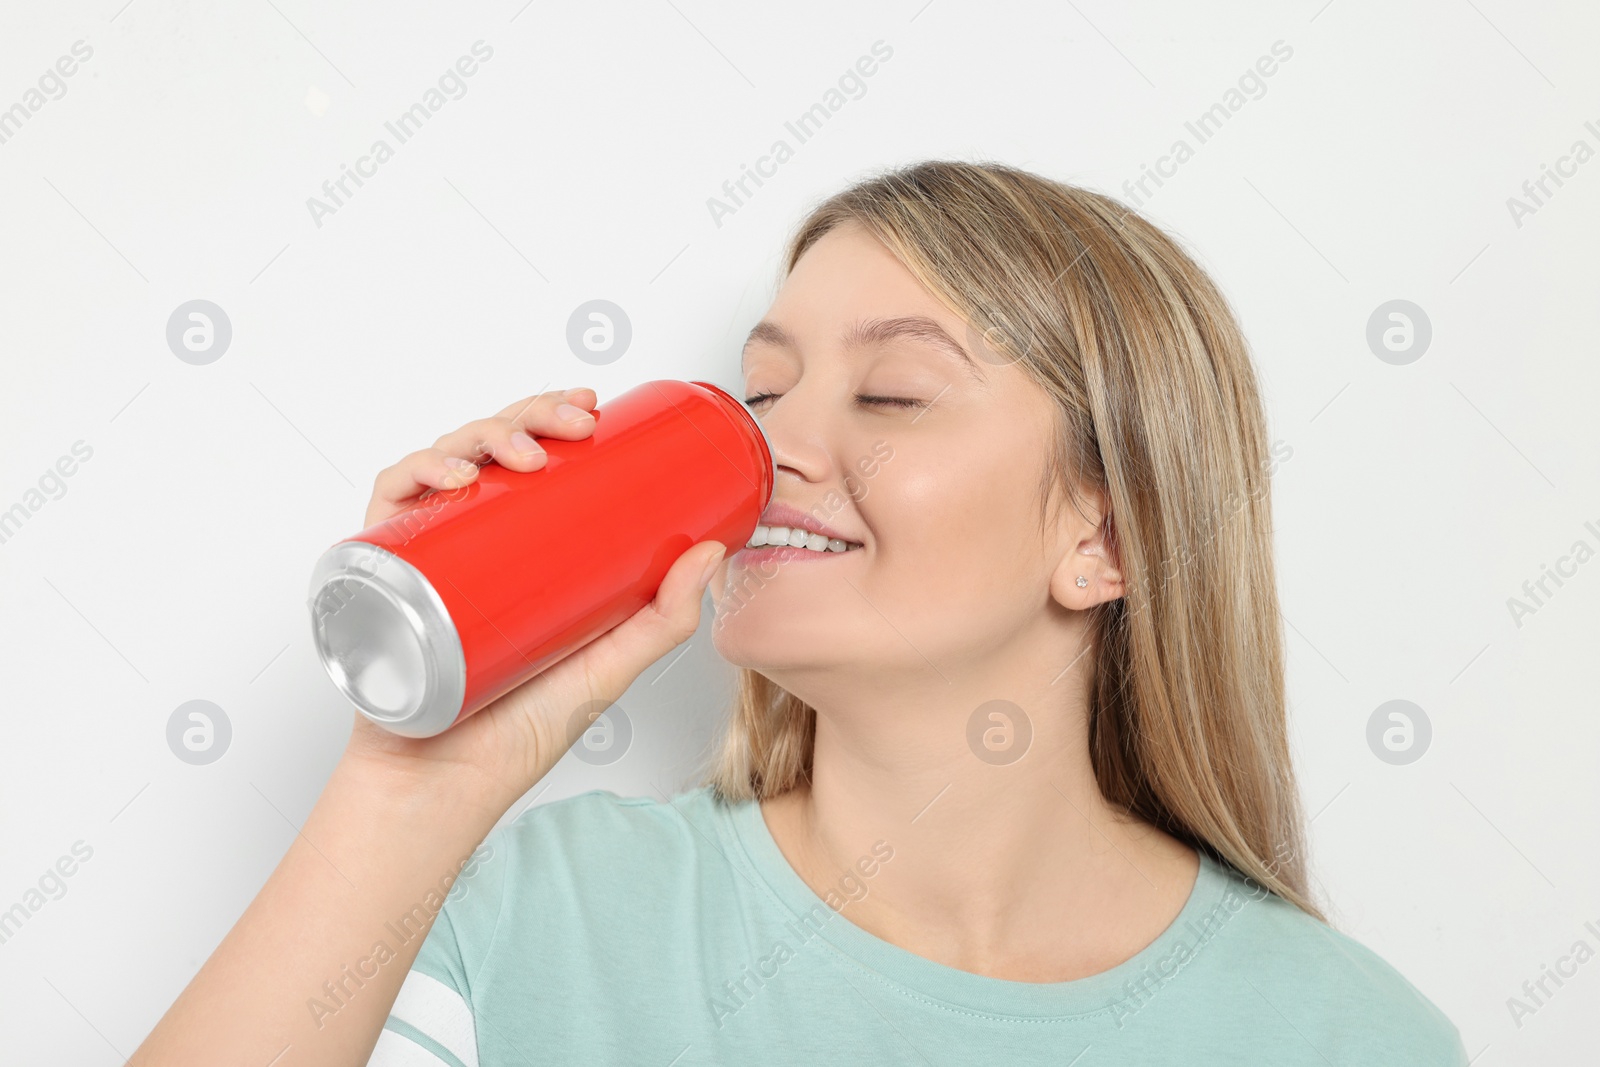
xmin=307 ymin=540 xmax=466 ymax=738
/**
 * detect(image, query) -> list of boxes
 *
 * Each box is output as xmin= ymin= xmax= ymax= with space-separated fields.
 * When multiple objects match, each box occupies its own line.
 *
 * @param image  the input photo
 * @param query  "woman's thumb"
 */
xmin=574 ymin=540 xmax=725 ymax=694
xmin=694 ymin=540 xmax=727 ymax=590
xmin=653 ymin=539 xmax=725 ymax=641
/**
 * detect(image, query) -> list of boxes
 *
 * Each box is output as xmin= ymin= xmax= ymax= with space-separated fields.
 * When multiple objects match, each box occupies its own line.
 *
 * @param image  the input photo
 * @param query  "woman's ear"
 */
xmin=1049 ymin=501 xmax=1126 ymax=611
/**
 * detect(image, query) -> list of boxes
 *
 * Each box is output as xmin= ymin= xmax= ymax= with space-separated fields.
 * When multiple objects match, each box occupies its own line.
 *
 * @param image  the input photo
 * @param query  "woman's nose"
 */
xmin=753 ymin=391 xmax=832 ymax=485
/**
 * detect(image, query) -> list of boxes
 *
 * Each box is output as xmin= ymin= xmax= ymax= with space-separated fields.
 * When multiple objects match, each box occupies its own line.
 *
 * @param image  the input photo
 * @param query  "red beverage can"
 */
xmin=307 ymin=379 xmax=774 ymax=737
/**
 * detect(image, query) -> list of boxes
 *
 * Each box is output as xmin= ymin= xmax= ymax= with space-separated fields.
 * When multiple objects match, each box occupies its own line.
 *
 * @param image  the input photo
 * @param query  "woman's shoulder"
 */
xmin=481 ymin=783 xmax=736 ymax=889
xmin=497 ymin=782 xmax=727 ymax=847
xmin=437 ymin=784 xmax=741 ymax=946
xmin=1201 ymin=859 xmax=1466 ymax=1065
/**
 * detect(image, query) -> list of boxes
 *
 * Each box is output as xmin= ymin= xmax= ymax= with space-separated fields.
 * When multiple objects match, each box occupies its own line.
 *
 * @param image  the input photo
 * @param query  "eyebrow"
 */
xmin=741 ymin=316 xmax=984 ymax=381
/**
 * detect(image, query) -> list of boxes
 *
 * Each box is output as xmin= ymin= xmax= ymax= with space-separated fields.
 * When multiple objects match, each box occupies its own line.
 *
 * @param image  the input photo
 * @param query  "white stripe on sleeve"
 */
xmin=367 ymin=1026 xmax=458 ymax=1067
xmin=388 ymin=969 xmax=480 ymax=1067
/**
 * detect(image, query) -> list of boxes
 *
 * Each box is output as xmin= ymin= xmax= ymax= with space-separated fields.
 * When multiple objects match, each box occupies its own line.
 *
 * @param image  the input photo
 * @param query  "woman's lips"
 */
xmin=756 ymin=500 xmax=862 ymax=546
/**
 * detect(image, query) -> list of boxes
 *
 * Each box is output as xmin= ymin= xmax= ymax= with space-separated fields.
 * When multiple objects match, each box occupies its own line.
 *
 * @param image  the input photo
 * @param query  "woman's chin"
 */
xmin=710 ymin=619 xmax=831 ymax=674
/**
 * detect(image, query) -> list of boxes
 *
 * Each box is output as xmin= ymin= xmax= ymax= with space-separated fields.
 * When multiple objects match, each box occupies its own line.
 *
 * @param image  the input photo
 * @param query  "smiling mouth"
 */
xmin=743 ymin=524 xmax=863 ymax=554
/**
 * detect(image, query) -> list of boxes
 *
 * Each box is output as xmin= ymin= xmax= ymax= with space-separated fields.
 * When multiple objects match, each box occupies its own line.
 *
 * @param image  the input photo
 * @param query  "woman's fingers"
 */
xmin=366 ymin=448 xmax=480 ymax=527
xmin=432 ymin=391 xmax=597 ymax=469
xmin=430 ymin=415 xmax=553 ymax=473
xmin=362 ymin=387 xmax=598 ymax=527
xmin=495 ymin=386 xmax=596 ymax=425
xmin=492 ymin=387 xmax=598 ymax=442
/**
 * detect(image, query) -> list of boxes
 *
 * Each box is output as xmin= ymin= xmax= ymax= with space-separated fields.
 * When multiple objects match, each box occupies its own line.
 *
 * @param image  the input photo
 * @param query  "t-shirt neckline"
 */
xmin=715 ymin=785 xmax=1235 ymax=1021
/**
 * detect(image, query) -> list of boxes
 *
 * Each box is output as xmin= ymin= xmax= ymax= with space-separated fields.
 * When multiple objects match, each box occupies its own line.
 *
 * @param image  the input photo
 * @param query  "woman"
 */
xmin=130 ymin=161 xmax=1465 ymax=1065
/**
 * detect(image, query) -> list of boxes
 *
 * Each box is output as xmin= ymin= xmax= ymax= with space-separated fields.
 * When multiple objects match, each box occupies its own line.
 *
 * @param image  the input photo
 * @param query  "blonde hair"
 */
xmin=701 ymin=160 xmax=1321 ymax=920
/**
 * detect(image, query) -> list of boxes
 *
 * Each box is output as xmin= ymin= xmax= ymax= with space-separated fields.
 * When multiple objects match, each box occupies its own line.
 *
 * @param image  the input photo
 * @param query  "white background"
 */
xmin=0 ymin=0 xmax=1595 ymax=1062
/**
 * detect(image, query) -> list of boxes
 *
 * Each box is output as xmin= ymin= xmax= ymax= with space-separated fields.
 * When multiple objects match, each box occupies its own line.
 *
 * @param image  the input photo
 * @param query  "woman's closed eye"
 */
xmin=744 ymin=391 xmax=925 ymax=410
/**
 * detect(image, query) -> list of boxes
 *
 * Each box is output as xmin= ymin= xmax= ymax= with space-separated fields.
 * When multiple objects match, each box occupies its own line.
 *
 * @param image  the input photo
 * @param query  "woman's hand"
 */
xmin=341 ymin=386 xmax=726 ymax=812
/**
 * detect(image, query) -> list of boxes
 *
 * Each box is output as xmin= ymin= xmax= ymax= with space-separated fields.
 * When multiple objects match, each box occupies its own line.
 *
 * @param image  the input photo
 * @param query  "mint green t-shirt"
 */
xmin=368 ymin=786 xmax=1465 ymax=1066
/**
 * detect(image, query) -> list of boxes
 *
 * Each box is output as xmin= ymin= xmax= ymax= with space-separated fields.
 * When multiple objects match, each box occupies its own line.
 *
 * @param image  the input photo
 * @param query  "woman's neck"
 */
xmin=758 ymin=694 xmax=1200 ymax=983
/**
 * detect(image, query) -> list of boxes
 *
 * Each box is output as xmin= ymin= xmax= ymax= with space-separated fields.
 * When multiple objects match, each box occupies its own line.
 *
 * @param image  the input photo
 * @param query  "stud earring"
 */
xmin=1075 ymin=575 xmax=1088 ymax=588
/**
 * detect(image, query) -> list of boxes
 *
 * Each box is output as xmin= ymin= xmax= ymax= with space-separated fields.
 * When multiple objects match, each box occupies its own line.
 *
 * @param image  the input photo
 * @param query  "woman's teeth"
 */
xmin=746 ymin=525 xmax=861 ymax=553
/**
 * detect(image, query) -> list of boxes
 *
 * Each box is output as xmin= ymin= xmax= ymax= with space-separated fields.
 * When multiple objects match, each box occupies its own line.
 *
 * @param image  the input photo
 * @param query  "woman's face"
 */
xmin=710 ymin=220 xmax=1095 ymax=683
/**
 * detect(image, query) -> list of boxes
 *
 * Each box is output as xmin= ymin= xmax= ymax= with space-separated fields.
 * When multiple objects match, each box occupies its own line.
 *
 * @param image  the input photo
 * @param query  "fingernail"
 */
xmin=445 ymin=456 xmax=477 ymax=473
xmin=510 ymin=430 xmax=542 ymax=455
xmin=698 ymin=545 xmax=726 ymax=586
xmin=556 ymin=403 xmax=592 ymax=422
